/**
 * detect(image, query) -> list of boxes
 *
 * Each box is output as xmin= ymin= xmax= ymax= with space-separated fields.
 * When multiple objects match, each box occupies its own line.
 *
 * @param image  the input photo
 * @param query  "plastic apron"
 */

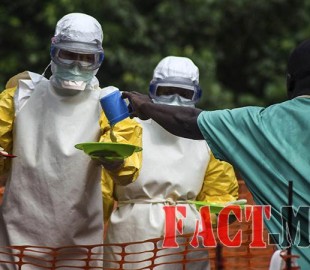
xmin=0 ymin=80 xmax=104 ymax=269
xmin=105 ymin=119 xmax=211 ymax=270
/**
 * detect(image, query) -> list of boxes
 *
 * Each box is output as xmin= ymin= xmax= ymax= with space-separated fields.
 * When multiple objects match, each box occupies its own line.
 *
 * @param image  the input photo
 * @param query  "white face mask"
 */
xmin=152 ymin=94 xmax=195 ymax=107
xmin=50 ymin=62 xmax=96 ymax=91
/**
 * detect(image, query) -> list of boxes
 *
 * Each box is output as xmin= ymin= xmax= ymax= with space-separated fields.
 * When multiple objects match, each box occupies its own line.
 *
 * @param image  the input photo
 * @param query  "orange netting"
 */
xmin=0 ymin=234 xmax=274 ymax=270
xmin=0 ymin=180 xmax=276 ymax=269
xmin=0 ymin=186 xmax=4 ymax=205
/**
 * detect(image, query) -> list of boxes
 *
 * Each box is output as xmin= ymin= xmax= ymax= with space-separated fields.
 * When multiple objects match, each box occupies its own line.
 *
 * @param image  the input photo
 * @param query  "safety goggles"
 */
xmin=149 ymin=77 xmax=201 ymax=103
xmin=50 ymin=47 xmax=104 ymax=71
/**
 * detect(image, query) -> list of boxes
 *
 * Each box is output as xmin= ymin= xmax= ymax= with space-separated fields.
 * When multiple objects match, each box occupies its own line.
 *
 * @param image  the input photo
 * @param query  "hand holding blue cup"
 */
xmin=100 ymin=87 xmax=130 ymax=126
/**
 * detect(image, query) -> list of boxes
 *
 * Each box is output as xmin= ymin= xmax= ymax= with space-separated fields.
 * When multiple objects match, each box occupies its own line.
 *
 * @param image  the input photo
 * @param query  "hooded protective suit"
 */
xmin=0 ymin=13 xmax=141 ymax=270
xmin=102 ymin=56 xmax=238 ymax=269
xmin=49 ymin=13 xmax=105 ymax=92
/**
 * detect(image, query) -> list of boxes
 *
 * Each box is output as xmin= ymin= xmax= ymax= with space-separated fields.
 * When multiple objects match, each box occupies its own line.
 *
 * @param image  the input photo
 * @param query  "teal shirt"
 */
xmin=197 ymin=97 xmax=310 ymax=269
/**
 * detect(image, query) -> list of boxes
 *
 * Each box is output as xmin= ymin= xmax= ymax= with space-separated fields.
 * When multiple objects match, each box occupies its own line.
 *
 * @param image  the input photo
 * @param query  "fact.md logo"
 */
xmin=162 ymin=205 xmax=309 ymax=249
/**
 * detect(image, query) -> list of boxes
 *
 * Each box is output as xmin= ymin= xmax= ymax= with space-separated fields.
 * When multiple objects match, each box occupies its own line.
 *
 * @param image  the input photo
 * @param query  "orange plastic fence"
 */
xmin=0 ymin=180 xmax=276 ymax=269
xmin=0 ymin=233 xmax=274 ymax=270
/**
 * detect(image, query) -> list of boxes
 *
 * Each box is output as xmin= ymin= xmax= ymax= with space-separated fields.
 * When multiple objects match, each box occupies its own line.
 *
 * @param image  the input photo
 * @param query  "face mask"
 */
xmin=152 ymin=94 xmax=195 ymax=107
xmin=51 ymin=62 xmax=95 ymax=91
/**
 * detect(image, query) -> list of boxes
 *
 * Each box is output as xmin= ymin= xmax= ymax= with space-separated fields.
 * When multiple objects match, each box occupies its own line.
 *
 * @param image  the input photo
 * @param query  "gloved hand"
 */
xmin=0 ymin=147 xmax=8 ymax=159
xmin=269 ymin=250 xmax=299 ymax=270
xmin=99 ymin=158 xmax=124 ymax=171
xmin=92 ymin=156 xmax=124 ymax=171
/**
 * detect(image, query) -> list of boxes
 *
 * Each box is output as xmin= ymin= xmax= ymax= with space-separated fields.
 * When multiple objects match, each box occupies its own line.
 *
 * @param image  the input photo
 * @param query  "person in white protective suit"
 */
xmin=102 ymin=56 xmax=239 ymax=270
xmin=0 ymin=13 xmax=142 ymax=270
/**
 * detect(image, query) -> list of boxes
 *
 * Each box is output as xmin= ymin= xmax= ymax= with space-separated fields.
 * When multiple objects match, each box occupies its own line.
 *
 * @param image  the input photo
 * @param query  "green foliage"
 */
xmin=1 ymin=0 xmax=310 ymax=109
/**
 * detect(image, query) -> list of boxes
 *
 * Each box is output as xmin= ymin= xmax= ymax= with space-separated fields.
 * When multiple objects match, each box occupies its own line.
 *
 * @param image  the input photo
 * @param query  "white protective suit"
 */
xmin=0 ymin=13 xmax=142 ymax=270
xmin=103 ymin=57 xmax=238 ymax=270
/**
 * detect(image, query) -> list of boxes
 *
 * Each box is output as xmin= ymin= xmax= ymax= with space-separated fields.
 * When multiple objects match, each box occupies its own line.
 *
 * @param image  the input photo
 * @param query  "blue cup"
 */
xmin=100 ymin=90 xmax=130 ymax=126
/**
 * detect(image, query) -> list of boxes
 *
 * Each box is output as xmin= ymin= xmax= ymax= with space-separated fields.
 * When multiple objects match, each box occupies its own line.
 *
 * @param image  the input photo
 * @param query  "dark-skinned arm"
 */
xmin=123 ymin=91 xmax=204 ymax=140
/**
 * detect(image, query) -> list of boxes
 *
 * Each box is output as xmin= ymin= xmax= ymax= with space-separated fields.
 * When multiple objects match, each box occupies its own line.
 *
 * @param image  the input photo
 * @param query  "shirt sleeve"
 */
xmin=101 ymin=169 xmax=115 ymax=223
xmin=0 ymin=87 xmax=16 ymax=176
xmin=197 ymin=107 xmax=264 ymax=165
xmin=99 ymin=115 xmax=142 ymax=222
xmin=196 ymin=151 xmax=239 ymax=203
xmin=99 ymin=115 xmax=142 ymax=186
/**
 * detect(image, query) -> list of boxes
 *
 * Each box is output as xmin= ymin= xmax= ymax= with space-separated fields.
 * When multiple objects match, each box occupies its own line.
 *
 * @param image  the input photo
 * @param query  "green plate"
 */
xmin=75 ymin=142 xmax=142 ymax=160
xmin=188 ymin=199 xmax=247 ymax=214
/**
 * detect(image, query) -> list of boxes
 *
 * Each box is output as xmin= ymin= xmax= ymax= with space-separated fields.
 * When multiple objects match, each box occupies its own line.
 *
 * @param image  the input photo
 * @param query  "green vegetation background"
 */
xmin=1 ymin=0 xmax=310 ymax=109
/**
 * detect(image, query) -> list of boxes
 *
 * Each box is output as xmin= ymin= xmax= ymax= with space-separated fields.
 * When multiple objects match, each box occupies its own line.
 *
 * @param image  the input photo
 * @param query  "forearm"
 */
xmin=141 ymin=102 xmax=204 ymax=140
xmin=99 ymin=115 xmax=142 ymax=185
